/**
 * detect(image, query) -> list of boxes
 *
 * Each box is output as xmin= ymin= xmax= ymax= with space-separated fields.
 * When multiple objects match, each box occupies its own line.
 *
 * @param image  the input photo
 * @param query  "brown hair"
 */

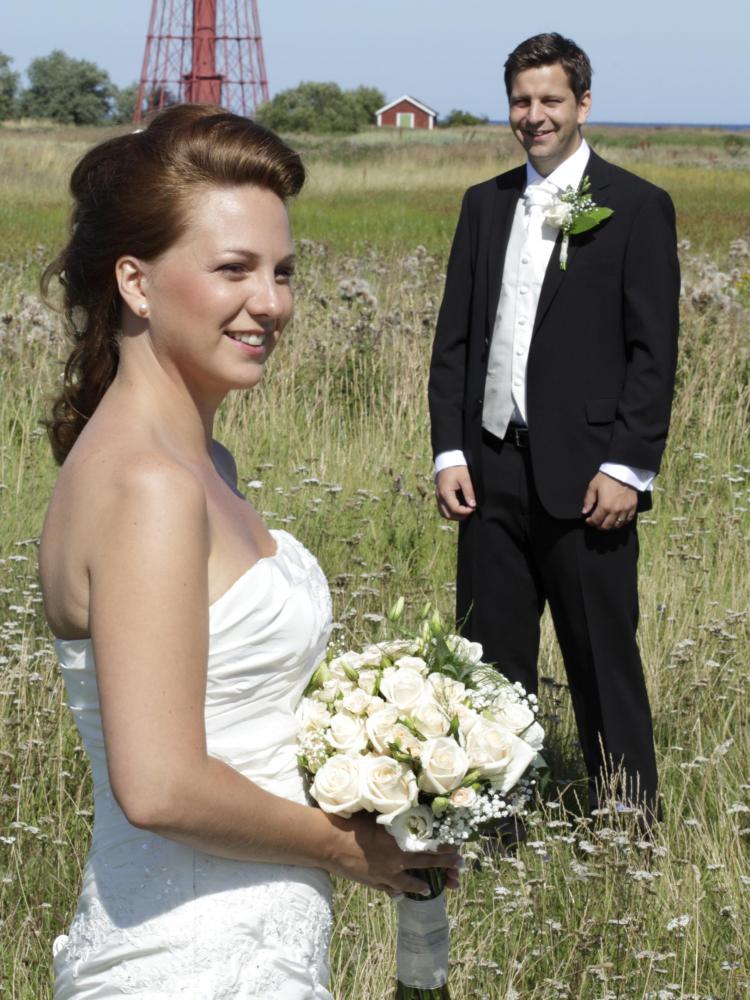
xmin=504 ymin=33 xmax=592 ymax=102
xmin=42 ymin=103 xmax=305 ymax=465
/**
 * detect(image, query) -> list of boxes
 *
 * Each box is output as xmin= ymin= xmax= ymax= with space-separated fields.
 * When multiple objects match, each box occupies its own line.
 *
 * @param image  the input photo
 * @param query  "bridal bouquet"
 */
xmin=297 ymin=601 xmax=545 ymax=999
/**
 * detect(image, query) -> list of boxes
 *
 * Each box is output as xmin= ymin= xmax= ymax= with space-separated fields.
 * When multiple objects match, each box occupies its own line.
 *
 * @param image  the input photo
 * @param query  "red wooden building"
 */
xmin=375 ymin=95 xmax=438 ymax=130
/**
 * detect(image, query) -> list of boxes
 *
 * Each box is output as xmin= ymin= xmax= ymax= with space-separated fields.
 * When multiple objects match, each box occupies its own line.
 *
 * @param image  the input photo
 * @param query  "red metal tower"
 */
xmin=134 ymin=0 xmax=269 ymax=123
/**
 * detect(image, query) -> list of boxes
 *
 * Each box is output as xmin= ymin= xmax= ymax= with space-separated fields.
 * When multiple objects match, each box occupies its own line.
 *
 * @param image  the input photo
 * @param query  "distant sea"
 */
xmin=488 ymin=119 xmax=749 ymax=131
xmin=590 ymin=121 xmax=750 ymax=132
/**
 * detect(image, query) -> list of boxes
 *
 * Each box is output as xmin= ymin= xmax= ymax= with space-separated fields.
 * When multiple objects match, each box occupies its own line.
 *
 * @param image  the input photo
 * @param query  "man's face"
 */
xmin=508 ymin=62 xmax=591 ymax=175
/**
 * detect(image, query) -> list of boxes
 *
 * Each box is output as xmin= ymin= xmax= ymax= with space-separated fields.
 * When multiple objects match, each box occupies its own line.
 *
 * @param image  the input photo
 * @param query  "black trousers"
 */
xmin=457 ymin=431 xmax=658 ymax=815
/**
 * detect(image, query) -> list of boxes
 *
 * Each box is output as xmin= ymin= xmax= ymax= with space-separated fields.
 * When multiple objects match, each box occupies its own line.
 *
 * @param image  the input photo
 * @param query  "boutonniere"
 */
xmin=543 ymin=176 xmax=614 ymax=270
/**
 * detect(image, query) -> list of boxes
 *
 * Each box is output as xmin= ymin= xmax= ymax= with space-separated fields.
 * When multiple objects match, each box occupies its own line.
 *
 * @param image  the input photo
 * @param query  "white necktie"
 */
xmin=523 ymin=184 xmax=556 ymax=241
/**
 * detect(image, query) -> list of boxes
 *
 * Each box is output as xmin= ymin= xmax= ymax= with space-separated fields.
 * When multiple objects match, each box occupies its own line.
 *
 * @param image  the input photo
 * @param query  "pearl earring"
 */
xmin=138 ymin=302 xmax=148 ymax=316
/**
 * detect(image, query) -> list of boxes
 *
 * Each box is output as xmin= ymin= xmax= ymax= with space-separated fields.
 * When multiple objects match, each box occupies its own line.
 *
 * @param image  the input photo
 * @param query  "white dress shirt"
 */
xmin=434 ymin=139 xmax=655 ymax=494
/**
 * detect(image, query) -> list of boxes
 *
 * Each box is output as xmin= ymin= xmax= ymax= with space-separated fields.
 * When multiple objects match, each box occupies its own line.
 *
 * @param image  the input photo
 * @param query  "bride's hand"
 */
xmin=323 ymin=813 xmax=462 ymax=896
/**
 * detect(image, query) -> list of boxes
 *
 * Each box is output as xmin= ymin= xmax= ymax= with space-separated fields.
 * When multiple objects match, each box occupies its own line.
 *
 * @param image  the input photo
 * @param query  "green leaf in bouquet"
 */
xmin=461 ymin=769 xmax=482 ymax=787
xmin=448 ymin=715 xmax=460 ymax=738
xmin=402 ymin=717 xmax=427 ymax=740
xmin=568 ymin=206 xmax=613 ymax=235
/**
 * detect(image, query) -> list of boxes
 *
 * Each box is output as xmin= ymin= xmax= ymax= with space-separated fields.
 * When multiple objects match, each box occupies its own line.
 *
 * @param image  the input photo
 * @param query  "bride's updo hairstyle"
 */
xmin=43 ymin=103 xmax=305 ymax=465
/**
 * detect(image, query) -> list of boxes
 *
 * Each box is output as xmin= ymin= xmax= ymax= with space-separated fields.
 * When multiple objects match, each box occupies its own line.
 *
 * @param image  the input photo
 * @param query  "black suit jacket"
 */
xmin=428 ymin=149 xmax=680 ymax=519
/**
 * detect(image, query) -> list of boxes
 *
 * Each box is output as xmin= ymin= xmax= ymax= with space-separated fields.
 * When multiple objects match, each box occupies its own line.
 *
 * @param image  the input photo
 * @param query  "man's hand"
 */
xmin=436 ymin=466 xmax=476 ymax=521
xmin=582 ymin=472 xmax=637 ymax=531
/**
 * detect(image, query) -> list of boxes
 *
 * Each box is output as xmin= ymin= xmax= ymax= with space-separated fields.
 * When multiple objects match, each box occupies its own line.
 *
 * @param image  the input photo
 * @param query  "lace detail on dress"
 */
xmin=55 ymin=868 xmax=332 ymax=998
xmin=274 ymin=530 xmax=332 ymax=633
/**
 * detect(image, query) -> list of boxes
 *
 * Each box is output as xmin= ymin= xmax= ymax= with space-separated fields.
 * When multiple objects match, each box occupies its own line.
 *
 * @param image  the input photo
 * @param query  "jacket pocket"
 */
xmin=585 ymin=398 xmax=618 ymax=424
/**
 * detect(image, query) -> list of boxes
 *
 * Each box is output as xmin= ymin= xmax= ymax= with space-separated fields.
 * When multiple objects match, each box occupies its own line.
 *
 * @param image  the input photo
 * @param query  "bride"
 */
xmin=38 ymin=104 xmax=460 ymax=999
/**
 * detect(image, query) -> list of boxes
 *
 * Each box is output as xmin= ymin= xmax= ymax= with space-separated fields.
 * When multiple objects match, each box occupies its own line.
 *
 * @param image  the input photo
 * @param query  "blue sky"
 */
xmin=4 ymin=0 xmax=749 ymax=125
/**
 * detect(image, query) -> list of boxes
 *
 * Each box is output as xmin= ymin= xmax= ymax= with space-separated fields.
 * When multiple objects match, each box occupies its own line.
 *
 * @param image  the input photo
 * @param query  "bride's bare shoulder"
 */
xmin=40 ymin=440 xmax=206 ymax=574
xmin=40 ymin=433 xmax=208 ymax=635
xmin=51 ymin=434 xmax=204 ymax=522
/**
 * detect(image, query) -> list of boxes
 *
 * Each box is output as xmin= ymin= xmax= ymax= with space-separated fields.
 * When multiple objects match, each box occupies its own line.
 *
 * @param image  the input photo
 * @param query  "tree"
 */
xmin=255 ymin=81 xmax=382 ymax=134
xmin=350 ymin=85 xmax=386 ymax=125
xmin=20 ymin=50 xmax=113 ymax=124
xmin=112 ymin=82 xmax=140 ymax=124
xmin=439 ymin=108 xmax=489 ymax=128
xmin=0 ymin=52 xmax=19 ymax=120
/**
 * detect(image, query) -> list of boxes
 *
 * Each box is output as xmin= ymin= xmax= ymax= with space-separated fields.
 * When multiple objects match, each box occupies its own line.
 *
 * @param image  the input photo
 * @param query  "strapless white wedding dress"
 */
xmin=52 ymin=530 xmax=334 ymax=999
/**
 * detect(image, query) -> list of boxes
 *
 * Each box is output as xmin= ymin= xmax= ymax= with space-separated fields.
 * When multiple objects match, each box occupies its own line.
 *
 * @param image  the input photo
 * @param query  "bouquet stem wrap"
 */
xmin=394 ymin=869 xmax=450 ymax=999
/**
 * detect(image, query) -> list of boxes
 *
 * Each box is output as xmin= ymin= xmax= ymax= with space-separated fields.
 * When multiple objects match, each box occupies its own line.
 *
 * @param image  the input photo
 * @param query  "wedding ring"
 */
xmin=615 ymin=518 xmax=624 ymax=526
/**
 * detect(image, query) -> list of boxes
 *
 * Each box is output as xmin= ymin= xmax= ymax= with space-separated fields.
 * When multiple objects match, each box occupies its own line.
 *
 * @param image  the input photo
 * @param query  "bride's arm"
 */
xmin=87 ymin=457 xmax=458 ymax=896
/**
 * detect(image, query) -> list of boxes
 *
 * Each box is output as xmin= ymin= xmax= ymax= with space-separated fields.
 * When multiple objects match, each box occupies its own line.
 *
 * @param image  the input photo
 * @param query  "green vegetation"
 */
xmin=438 ymin=108 xmax=489 ymax=127
xmin=18 ymin=50 xmax=114 ymax=125
xmin=0 ymin=125 xmax=748 ymax=998
xmin=0 ymin=47 xmax=142 ymax=127
xmin=256 ymin=81 xmax=386 ymax=134
xmin=0 ymin=53 xmax=19 ymax=120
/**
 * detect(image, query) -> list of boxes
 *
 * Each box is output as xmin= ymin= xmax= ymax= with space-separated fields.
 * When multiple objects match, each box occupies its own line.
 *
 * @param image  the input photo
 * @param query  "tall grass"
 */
xmin=0 ymin=127 xmax=748 ymax=999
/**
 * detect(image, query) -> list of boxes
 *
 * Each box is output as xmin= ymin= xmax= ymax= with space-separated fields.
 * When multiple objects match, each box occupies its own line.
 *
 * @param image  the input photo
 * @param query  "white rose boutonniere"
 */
xmin=544 ymin=175 xmax=614 ymax=270
xmin=544 ymin=202 xmax=575 ymax=229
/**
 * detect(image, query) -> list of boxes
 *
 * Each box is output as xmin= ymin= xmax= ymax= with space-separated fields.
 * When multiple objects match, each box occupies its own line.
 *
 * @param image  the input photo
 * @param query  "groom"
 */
xmin=428 ymin=32 xmax=679 ymax=819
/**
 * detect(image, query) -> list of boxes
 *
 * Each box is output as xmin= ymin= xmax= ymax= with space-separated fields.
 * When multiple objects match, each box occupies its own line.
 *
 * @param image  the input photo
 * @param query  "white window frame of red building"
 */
xmin=396 ymin=111 xmax=415 ymax=128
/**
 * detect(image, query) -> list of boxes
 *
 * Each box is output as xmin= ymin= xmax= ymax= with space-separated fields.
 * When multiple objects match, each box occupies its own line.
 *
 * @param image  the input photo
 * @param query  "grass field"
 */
xmin=0 ymin=122 xmax=749 ymax=999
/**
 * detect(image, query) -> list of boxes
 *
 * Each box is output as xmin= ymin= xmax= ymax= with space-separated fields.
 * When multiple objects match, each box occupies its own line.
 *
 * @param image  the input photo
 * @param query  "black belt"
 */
xmin=503 ymin=424 xmax=530 ymax=448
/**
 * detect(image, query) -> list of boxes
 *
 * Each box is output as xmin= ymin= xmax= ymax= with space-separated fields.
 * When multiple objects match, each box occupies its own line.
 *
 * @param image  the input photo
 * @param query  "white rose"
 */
xmin=450 ymin=786 xmax=477 ymax=808
xmin=463 ymin=719 xmax=536 ymax=793
xmin=379 ymin=667 xmax=425 ymax=713
xmin=394 ymin=655 xmax=429 ymax=676
xmin=358 ymin=668 xmax=379 ymax=695
xmin=310 ymin=754 xmax=367 ymax=816
xmin=418 ymin=736 xmax=470 ymax=794
xmin=359 ymin=646 xmax=387 ymax=667
xmin=365 ymin=705 xmax=401 ymax=752
xmin=398 ymin=730 xmax=425 ymax=760
xmin=326 ymin=712 xmax=368 ymax=754
xmin=316 ymin=677 xmax=354 ymax=704
xmin=491 ymin=700 xmax=545 ymax=751
xmin=296 ymin=699 xmax=332 ymax=731
xmin=446 ymin=635 xmax=484 ymax=665
xmin=427 ymin=674 xmax=467 ymax=715
xmin=329 ymin=651 xmax=365 ymax=679
xmin=544 ymin=202 xmax=574 ymax=228
xmin=454 ymin=702 xmax=482 ymax=735
xmin=379 ymin=803 xmax=439 ymax=851
xmin=341 ymin=688 xmax=373 ymax=716
xmin=411 ymin=695 xmax=451 ymax=739
xmin=428 ymin=674 xmax=467 ymax=707
xmin=360 ymin=755 xmax=418 ymax=818
xmin=365 ymin=695 xmax=386 ymax=716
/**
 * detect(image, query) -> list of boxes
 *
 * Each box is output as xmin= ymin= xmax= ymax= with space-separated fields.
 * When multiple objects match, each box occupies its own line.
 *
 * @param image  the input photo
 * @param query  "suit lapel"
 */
xmin=486 ymin=167 xmax=524 ymax=334
xmin=532 ymin=149 xmax=614 ymax=336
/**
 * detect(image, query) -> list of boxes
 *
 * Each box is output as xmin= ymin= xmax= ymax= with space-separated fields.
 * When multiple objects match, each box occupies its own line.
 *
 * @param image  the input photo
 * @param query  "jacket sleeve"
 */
xmin=607 ymin=187 xmax=680 ymax=472
xmin=428 ymin=190 xmax=475 ymax=458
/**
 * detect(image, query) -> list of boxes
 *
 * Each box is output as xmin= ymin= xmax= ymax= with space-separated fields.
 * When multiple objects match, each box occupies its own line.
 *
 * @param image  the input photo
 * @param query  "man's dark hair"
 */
xmin=504 ymin=32 xmax=592 ymax=102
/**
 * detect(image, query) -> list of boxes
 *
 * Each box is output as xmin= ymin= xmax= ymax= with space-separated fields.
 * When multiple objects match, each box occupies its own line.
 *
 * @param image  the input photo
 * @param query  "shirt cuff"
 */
xmin=599 ymin=462 xmax=656 ymax=492
xmin=433 ymin=450 xmax=468 ymax=477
